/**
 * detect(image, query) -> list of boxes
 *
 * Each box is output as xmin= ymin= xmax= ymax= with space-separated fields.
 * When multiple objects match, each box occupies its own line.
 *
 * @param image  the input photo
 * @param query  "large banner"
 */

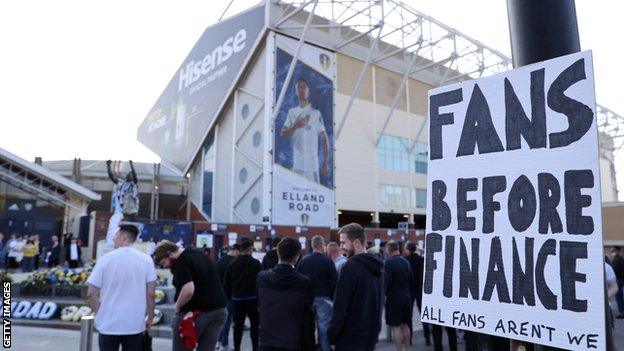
xmin=272 ymin=35 xmax=335 ymax=227
xmin=137 ymin=5 xmax=265 ymax=171
xmin=423 ymin=51 xmax=605 ymax=349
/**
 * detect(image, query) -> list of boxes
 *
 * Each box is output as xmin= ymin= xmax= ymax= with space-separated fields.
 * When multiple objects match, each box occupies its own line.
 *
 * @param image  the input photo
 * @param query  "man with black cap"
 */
xmin=328 ymin=223 xmax=384 ymax=351
xmin=216 ymin=244 xmax=240 ymax=350
xmin=224 ymin=239 xmax=262 ymax=351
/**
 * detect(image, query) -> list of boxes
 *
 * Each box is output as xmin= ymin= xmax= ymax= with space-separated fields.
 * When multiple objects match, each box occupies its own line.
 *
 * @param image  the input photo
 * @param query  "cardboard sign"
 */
xmin=423 ymin=51 xmax=605 ymax=350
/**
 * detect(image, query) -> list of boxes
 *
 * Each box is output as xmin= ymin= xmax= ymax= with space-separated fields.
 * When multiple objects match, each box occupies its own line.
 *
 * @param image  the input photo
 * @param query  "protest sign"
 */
xmin=423 ymin=51 xmax=605 ymax=350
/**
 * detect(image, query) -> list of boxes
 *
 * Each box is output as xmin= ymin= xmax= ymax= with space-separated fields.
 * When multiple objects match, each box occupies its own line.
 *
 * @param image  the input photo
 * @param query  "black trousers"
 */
xmin=431 ymin=325 xmax=457 ymax=351
xmin=98 ymin=332 xmax=144 ymax=351
xmin=232 ymin=299 xmax=259 ymax=351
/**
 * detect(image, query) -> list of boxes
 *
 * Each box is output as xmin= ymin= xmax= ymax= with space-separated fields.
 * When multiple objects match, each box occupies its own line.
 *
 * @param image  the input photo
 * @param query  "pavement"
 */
xmin=8 ymin=324 xmax=430 ymax=351
xmin=7 ymin=315 xmax=624 ymax=350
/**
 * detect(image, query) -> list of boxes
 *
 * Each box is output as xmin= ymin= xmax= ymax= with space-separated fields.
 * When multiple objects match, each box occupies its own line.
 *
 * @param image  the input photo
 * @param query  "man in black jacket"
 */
xmin=296 ymin=235 xmax=337 ymax=351
xmin=224 ymin=239 xmax=262 ymax=351
xmin=216 ymin=244 xmax=240 ymax=350
xmin=257 ymin=237 xmax=315 ymax=351
xmin=262 ymin=237 xmax=281 ymax=270
xmin=611 ymin=246 xmax=624 ymax=318
xmin=404 ymin=241 xmax=430 ymax=345
xmin=328 ymin=223 xmax=384 ymax=351
xmin=385 ymin=241 xmax=412 ymax=351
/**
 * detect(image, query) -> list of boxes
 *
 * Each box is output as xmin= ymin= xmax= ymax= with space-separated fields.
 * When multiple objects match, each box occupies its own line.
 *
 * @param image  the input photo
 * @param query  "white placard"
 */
xmin=423 ymin=51 xmax=604 ymax=350
xmin=374 ymin=238 xmax=381 ymax=248
xmin=211 ymin=223 xmax=218 ymax=231
xmin=228 ymin=232 xmax=238 ymax=246
xmin=299 ymin=236 xmax=307 ymax=249
xmin=250 ymin=225 xmax=256 ymax=232
xmin=196 ymin=234 xmax=213 ymax=248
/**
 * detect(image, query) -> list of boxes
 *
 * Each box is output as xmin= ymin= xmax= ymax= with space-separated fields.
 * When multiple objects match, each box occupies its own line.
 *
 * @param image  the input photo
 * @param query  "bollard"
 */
xmin=79 ymin=315 xmax=95 ymax=351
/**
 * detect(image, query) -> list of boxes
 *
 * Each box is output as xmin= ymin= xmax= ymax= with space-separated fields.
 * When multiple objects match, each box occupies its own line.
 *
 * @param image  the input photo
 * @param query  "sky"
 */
xmin=1 ymin=0 xmax=622 ymax=183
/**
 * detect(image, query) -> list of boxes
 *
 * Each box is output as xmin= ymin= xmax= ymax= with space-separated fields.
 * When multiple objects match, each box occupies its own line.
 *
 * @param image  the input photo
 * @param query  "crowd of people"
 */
xmin=6 ymin=223 xmax=623 ymax=350
xmin=0 ymin=232 xmax=82 ymax=272
xmin=87 ymin=222 xmax=445 ymax=351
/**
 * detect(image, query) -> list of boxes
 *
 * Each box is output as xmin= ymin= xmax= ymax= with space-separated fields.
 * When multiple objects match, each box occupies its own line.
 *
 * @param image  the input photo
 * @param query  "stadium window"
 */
xmin=415 ymin=188 xmax=427 ymax=208
xmin=377 ymin=135 xmax=409 ymax=172
xmin=202 ymin=133 xmax=215 ymax=218
xmin=413 ymin=141 xmax=428 ymax=174
xmin=379 ymin=184 xmax=412 ymax=208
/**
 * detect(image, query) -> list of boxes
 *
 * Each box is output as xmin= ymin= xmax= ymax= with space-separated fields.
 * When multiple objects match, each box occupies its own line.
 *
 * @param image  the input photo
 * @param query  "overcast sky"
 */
xmin=1 ymin=1 xmax=622 ymax=174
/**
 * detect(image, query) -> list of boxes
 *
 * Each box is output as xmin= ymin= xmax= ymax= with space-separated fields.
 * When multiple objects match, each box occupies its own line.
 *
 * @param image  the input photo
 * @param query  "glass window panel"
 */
xmin=413 ymin=142 xmax=429 ymax=174
xmin=202 ymin=134 xmax=215 ymax=218
xmin=377 ymin=135 xmax=410 ymax=172
xmin=415 ymin=188 xmax=427 ymax=208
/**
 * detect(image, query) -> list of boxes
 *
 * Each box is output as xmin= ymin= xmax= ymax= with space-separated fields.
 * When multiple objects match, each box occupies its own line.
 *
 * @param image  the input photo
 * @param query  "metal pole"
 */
xmin=506 ymin=1 xmax=580 ymax=350
xmin=186 ymin=171 xmax=191 ymax=221
xmin=155 ymin=163 xmax=160 ymax=220
xmin=79 ymin=315 xmax=94 ymax=351
xmin=506 ymin=0 xmax=580 ymax=67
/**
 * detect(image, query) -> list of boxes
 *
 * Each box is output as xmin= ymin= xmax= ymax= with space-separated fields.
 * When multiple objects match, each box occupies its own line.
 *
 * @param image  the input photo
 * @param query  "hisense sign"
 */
xmin=138 ymin=5 xmax=265 ymax=171
xmin=177 ymin=29 xmax=247 ymax=92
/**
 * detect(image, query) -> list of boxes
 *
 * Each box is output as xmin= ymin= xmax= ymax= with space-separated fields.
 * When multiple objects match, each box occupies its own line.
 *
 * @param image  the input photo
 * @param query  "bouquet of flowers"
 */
xmin=22 ymin=264 xmax=95 ymax=288
xmin=155 ymin=272 xmax=168 ymax=287
xmin=0 ymin=270 xmax=12 ymax=284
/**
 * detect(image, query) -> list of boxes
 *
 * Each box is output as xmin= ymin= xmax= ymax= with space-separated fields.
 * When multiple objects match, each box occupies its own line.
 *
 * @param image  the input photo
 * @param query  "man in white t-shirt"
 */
xmin=7 ymin=235 xmax=24 ymax=271
xmin=281 ymin=77 xmax=330 ymax=183
xmin=87 ymin=224 xmax=157 ymax=351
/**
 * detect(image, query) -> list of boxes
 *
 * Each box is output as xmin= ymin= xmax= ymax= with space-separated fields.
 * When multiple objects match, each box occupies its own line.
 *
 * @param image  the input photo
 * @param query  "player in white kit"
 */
xmin=281 ymin=77 xmax=330 ymax=183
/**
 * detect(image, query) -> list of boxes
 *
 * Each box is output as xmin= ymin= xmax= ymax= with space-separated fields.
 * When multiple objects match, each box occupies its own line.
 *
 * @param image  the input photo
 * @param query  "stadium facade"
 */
xmin=137 ymin=0 xmax=622 ymax=244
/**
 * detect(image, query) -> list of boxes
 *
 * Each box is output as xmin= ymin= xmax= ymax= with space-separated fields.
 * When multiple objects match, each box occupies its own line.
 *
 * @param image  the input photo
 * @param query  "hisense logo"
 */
xmin=178 ymin=29 xmax=247 ymax=92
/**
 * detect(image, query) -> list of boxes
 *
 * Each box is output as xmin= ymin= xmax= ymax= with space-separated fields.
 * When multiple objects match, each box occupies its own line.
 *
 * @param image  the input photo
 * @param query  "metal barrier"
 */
xmin=79 ymin=315 xmax=95 ymax=351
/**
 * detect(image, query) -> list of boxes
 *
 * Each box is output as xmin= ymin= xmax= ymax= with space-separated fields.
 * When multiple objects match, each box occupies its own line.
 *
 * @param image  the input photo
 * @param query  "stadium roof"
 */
xmin=0 ymin=147 xmax=101 ymax=209
xmin=42 ymin=160 xmax=184 ymax=183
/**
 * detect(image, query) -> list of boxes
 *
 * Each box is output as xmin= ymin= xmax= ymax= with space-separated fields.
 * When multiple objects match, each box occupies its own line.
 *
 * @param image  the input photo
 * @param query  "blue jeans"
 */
xmin=22 ymin=257 xmax=35 ymax=272
xmin=219 ymin=300 xmax=233 ymax=346
xmin=313 ymin=297 xmax=332 ymax=351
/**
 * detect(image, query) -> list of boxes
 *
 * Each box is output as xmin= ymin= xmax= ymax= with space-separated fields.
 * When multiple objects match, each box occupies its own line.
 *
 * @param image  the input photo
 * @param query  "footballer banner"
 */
xmin=137 ymin=5 xmax=265 ymax=171
xmin=272 ymin=34 xmax=335 ymax=228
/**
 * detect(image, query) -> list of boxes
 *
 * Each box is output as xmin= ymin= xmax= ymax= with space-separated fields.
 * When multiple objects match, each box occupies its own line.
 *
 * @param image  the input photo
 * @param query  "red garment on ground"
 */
xmin=179 ymin=311 xmax=203 ymax=349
